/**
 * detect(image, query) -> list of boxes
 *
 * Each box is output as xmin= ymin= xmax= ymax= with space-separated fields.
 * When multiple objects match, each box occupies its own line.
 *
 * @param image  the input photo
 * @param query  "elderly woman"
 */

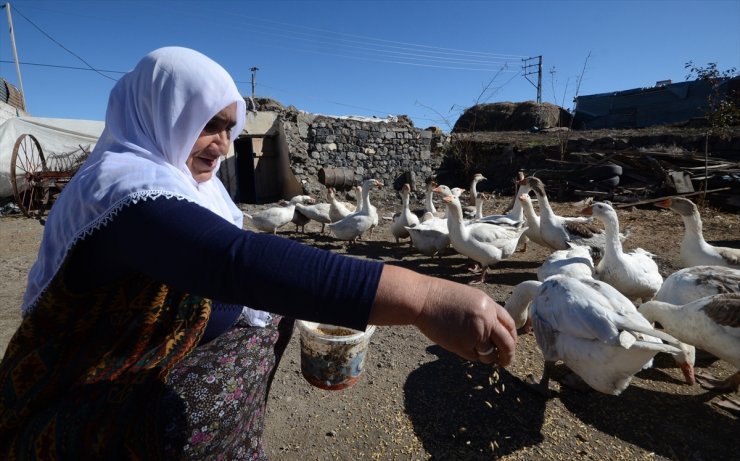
xmin=0 ymin=47 xmax=516 ymax=459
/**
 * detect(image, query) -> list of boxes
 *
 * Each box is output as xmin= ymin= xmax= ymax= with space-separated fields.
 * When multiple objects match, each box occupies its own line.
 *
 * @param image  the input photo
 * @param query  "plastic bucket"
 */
xmin=296 ymin=320 xmax=376 ymax=390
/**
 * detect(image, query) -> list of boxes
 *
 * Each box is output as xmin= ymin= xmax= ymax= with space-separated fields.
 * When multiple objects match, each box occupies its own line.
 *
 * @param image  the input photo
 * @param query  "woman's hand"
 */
xmin=369 ymin=265 xmax=517 ymax=367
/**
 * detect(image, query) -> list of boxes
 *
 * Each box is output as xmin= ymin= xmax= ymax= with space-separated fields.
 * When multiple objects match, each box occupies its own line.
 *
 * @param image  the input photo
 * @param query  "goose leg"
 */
xmin=525 ymin=360 xmax=556 ymax=397
xmin=518 ymin=236 xmax=529 ymax=252
xmin=696 ymin=370 xmax=740 ymax=393
xmin=560 ymin=372 xmax=592 ymax=392
xmin=521 ymin=317 xmax=533 ymax=334
xmin=468 ymin=267 xmax=487 ymax=285
xmin=712 ymin=393 xmax=740 ymax=416
xmin=467 ymin=264 xmax=482 ymax=274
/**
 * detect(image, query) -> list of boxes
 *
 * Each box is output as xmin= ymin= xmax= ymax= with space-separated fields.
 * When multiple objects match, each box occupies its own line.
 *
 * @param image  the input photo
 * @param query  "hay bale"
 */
xmin=453 ymin=101 xmax=572 ymax=132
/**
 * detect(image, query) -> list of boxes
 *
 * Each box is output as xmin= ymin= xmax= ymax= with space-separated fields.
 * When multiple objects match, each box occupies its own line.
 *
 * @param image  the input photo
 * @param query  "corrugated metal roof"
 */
xmin=573 ymin=77 xmax=738 ymax=129
xmin=0 ymin=77 xmax=25 ymax=112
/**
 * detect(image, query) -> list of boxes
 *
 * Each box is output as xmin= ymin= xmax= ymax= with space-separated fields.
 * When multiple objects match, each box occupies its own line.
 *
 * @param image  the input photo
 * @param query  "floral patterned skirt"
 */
xmin=1 ymin=260 xmax=296 ymax=460
xmin=162 ymin=315 xmax=295 ymax=460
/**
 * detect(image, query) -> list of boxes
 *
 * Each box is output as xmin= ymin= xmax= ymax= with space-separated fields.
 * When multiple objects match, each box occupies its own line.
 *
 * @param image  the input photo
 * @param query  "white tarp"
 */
xmin=0 ymin=116 xmax=104 ymax=198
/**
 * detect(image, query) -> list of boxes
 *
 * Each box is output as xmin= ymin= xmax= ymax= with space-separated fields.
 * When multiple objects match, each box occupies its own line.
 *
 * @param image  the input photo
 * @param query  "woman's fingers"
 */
xmin=490 ymin=308 xmax=517 ymax=367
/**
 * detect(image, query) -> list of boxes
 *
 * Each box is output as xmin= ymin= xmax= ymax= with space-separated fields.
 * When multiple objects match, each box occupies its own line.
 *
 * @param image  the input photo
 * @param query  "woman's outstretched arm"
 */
xmin=370 ymin=264 xmax=517 ymax=367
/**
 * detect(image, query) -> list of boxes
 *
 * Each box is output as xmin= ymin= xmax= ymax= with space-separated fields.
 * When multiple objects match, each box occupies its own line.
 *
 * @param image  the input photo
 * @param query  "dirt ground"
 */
xmin=1 ymin=189 xmax=739 ymax=460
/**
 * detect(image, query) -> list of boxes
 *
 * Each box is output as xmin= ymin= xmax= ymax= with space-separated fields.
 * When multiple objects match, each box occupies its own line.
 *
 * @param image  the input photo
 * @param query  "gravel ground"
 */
xmin=1 ymin=189 xmax=739 ymax=460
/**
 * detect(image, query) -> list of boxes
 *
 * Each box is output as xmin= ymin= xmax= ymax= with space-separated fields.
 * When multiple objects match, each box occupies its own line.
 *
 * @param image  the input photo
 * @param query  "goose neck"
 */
xmin=682 ymin=213 xmax=703 ymax=239
xmin=361 ymin=184 xmax=372 ymax=211
xmin=444 ymin=201 xmax=466 ymax=235
xmin=504 ymin=280 xmax=541 ymax=328
xmin=425 ymin=191 xmax=436 ymax=214
xmin=638 ymin=301 xmax=675 ymax=324
xmin=509 ymin=199 xmax=523 ymax=221
xmin=510 ymin=185 xmax=530 ymax=220
xmin=600 ymin=212 xmax=623 ymax=256
xmin=535 ymin=192 xmax=553 ymax=217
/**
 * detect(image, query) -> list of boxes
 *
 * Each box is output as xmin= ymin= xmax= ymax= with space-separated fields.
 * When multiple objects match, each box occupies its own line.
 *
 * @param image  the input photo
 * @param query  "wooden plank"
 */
xmin=683 ymin=163 xmax=739 ymax=171
xmin=612 ymin=187 xmax=731 ymax=208
xmin=669 ymin=171 xmax=694 ymax=193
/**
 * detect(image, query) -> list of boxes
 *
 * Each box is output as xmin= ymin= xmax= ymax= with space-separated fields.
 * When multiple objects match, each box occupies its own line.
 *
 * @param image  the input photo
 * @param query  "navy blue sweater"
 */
xmin=65 ymin=197 xmax=384 ymax=343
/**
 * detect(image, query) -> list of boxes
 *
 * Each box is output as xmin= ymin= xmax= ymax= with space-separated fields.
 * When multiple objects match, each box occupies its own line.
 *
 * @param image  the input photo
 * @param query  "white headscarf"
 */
xmin=21 ymin=47 xmax=249 ymax=317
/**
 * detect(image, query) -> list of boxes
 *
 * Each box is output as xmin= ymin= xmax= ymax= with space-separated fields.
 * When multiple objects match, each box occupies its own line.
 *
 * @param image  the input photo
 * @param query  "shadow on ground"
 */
xmin=403 ymin=345 xmax=546 ymax=460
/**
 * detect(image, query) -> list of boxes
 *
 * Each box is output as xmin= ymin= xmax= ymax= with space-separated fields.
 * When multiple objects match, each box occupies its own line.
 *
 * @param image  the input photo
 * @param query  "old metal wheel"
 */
xmin=10 ymin=133 xmax=47 ymax=218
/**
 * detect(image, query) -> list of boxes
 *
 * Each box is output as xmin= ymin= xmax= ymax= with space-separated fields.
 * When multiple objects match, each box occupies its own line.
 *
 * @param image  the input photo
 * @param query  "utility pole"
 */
xmin=3 ymin=2 xmax=27 ymax=111
xmin=522 ymin=55 xmax=542 ymax=104
xmin=250 ymin=66 xmax=258 ymax=99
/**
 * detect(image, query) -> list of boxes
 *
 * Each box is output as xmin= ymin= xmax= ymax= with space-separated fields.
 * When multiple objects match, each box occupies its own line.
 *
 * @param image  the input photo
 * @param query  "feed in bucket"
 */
xmin=296 ymin=320 xmax=376 ymax=390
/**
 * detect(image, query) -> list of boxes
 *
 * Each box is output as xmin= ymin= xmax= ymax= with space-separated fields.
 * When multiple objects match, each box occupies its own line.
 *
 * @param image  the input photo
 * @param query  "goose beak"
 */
xmin=654 ymin=198 xmax=672 ymax=209
xmin=680 ymin=361 xmax=695 ymax=385
xmin=580 ymin=205 xmax=593 ymax=216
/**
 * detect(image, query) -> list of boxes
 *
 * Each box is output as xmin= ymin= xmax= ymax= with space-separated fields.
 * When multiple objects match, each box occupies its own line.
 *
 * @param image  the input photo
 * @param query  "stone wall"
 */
xmin=275 ymin=107 xmax=445 ymax=195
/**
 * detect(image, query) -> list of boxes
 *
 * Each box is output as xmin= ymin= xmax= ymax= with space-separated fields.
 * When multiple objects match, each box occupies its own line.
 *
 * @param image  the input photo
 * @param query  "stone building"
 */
xmin=221 ymin=98 xmax=447 ymax=204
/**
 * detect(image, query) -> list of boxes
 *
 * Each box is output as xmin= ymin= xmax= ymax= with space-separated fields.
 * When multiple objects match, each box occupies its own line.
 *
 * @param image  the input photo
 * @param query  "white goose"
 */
xmin=656 ymin=197 xmax=740 ymax=269
xmin=390 ymin=183 xmax=420 ymax=243
xmin=505 ymin=244 xmax=594 ymax=335
xmin=327 ymin=179 xmax=382 ymax=243
xmin=467 ymin=173 xmax=486 ymax=208
xmin=291 ymin=204 xmax=312 ymax=233
xmin=517 ymin=192 xmax=551 ymax=250
xmin=327 ymin=187 xmax=355 ymax=223
xmin=442 ymin=194 xmax=528 ymax=284
xmin=655 ymin=265 xmax=740 ymax=305
xmin=583 ymin=201 xmax=663 ymax=303
xmin=360 ymin=180 xmax=381 ymax=239
xmin=527 ymin=176 xmax=607 ymax=252
xmin=537 ymin=244 xmax=595 ymax=282
xmin=639 ymin=293 xmax=740 ymax=410
xmin=424 ymin=181 xmax=445 ymax=219
xmin=494 ymin=178 xmax=530 ymax=221
xmin=473 ymin=193 xmax=522 ymax=226
xmin=246 ymin=195 xmax=314 ymax=234
xmin=295 ymin=199 xmax=332 ymax=233
xmin=505 ymin=275 xmax=685 ymax=396
xmin=653 ymin=265 xmax=740 ymax=383
xmin=353 ymin=184 xmax=364 ymax=212
xmin=432 ymin=184 xmax=462 ymax=200
xmin=406 ymin=216 xmax=450 ymax=257
xmin=434 ymin=185 xmax=485 ymax=225
xmin=473 ymin=192 xmax=488 ymax=220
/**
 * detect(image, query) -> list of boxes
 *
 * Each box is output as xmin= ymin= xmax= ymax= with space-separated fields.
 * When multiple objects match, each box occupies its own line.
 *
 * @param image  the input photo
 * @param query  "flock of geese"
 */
xmin=244 ymin=173 xmax=740 ymax=412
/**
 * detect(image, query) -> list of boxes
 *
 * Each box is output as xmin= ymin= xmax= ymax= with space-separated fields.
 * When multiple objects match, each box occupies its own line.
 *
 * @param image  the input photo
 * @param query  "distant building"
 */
xmin=573 ymin=76 xmax=739 ymax=129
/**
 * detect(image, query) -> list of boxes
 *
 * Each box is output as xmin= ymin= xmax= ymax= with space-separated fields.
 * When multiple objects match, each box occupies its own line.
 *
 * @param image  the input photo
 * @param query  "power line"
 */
xmin=236 ymin=14 xmax=529 ymax=60
xmin=241 ymin=23 xmax=525 ymax=67
xmin=9 ymin=4 xmax=117 ymax=81
xmin=0 ymin=59 xmax=125 ymax=75
xmin=138 ymin=2 xmax=529 ymax=71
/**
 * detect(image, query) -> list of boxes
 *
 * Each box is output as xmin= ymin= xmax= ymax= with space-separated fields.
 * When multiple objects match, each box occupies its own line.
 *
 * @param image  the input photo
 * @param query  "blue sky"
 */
xmin=1 ymin=0 xmax=738 ymax=130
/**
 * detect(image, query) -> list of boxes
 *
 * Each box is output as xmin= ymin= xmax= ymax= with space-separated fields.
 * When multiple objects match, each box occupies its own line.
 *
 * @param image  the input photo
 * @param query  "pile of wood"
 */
xmin=533 ymin=149 xmax=739 ymax=210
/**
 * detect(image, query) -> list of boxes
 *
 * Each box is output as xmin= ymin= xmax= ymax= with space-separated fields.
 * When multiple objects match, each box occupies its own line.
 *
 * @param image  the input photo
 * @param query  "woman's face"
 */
xmin=187 ymin=102 xmax=238 ymax=183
